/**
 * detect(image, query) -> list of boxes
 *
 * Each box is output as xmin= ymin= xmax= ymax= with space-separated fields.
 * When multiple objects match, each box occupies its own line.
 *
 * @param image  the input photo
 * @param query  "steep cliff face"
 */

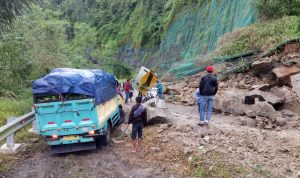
xmin=119 ymin=0 xmax=256 ymax=71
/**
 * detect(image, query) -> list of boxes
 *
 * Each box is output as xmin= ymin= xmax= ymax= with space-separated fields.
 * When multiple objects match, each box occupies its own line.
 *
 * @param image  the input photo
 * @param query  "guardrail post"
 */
xmin=0 ymin=117 xmax=23 ymax=154
xmin=28 ymin=119 xmax=38 ymax=134
xmin=7 ymin=117 xmax=15 ymax=148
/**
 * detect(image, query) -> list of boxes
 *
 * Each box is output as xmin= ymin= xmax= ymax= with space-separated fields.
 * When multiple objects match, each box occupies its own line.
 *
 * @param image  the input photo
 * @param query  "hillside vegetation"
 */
xmin=214 ymin=0 xmax=300 ymax=56
xmin=1 ymin=0 xmax=300 ymax=176
xmin=0 ymin=0 xmax=300 ymax=115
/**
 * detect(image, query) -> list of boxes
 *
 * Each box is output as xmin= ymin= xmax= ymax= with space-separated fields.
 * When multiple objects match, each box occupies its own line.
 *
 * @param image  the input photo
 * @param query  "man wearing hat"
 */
xmin=198 ymin=66 xmax=218 ymax=126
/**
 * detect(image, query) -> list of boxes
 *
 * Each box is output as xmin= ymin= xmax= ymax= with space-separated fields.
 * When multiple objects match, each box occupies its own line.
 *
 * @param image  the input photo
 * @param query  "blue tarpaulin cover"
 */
xmin=32 ymin=68 xmax=117 ymax=105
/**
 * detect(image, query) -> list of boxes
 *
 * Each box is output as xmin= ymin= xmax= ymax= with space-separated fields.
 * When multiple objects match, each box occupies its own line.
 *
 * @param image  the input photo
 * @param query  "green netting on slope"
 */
xmin=212 ymin=51 xmax=259 ymax=63
xmin=168 ymin=63 xmax=194 ymax=74
xmin=175 ymin=51 xmax=258 ymax=78
xmin=173 ymin=36 xmax=300 ymax=79
xmin=160 ymin=0 xmax=256 ymax=78
xmin=162 ymin=0 xmax=256 ymax=57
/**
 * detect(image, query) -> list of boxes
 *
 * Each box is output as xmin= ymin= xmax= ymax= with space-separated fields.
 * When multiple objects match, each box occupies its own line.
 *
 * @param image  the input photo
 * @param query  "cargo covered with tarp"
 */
xmin=32 ymin=68 xmax=117 ymax=105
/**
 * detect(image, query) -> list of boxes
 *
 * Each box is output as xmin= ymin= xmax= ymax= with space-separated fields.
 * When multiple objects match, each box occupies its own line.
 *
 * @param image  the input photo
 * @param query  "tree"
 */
xmin=0 ymin=0 xmax=34 ymax=30
xmin=254 ymin=0 xmax=300 ymax=19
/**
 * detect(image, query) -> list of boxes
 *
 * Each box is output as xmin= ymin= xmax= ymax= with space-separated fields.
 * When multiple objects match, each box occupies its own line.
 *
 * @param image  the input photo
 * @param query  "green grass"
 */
xmin=215 ymin=16 xmax=300 ymax=56
xmin=0 ymin=97 xmax=38 ymax=175
xmin=253 ymin=163 xmax=270 ymax=177
xmin=0 ymin=97 xmax=32 ymax=126
xmin=190 ymin=152 xmax=246 ymax=178
xmin=64 ymin=155 xmax=88 ymax=178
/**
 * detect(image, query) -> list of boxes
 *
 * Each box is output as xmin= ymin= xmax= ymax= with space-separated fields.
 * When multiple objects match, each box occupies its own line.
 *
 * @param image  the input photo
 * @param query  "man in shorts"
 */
xmin=128 ymin=96 xmax=147 ymax=153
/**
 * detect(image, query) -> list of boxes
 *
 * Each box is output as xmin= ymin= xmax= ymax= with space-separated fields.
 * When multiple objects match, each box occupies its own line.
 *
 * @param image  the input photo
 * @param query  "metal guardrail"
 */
xmin=0 ymin=110 xmax=36 ymax=154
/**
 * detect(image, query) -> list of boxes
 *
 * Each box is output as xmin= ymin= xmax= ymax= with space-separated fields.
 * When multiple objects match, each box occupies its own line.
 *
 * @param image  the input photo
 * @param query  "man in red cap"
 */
xmin=198 ymin=66 xmax=218 ymax=126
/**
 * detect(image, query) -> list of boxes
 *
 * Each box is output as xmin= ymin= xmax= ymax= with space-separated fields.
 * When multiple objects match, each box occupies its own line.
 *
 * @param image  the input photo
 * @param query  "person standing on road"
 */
xmin=129 ymin=80 xmax=134 ymax=102
xmin=128 ymin=96 xmax=147 ymax=153
xmin=124 ymin=79 xmax=131 ymax=104
xmin=116 ymin=82 xmax=124 ymax=100
xmin=156 ymin=80 xmax=163 ymax=99
xmin=198 ymin=66 xmax=218 ymax=126
xmin=194 ymin=88 xmax=201 ymax=113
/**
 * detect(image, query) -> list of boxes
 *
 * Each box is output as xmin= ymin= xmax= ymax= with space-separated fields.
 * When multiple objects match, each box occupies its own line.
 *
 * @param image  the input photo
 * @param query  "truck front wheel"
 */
xmin=96 ymin=123 xmax=111 ymax=147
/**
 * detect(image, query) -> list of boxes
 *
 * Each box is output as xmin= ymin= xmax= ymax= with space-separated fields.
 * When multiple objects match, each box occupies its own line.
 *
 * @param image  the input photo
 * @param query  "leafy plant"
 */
xmin=215 ymin=16 xmax=300 ymax=56
xmin=254 ymin=0 xmax=300 ymax=20
xmin=0 ymin=0 xmax=35 ymax=30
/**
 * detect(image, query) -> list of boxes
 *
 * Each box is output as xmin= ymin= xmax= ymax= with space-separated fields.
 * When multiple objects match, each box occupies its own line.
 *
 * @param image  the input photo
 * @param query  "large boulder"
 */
xmin=272 ymin=65 xmax=300 ymax=86
xmin=281 ymin=53 xmax=300 ymax=67
xmin=214 ymin=89 xmax=249 ymax=115
xmin=271 ymin=86 xmax=300 ymax=114
xmin=245 ymin=88 xmax=285 ymax=106
xmin=251 ymin=101 xmax=278 ymax=119
xmin=251 ymin=57 xmax=274 ymax=75
xmin=291 ymin=73 xmax=300 ymax=103
xmin=144 ymin=98 xmax=168 ymax=119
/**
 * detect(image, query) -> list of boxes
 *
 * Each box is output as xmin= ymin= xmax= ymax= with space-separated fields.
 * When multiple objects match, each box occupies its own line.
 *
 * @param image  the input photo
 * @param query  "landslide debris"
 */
xmin=163 ymin=41 xmax=300 ymax=130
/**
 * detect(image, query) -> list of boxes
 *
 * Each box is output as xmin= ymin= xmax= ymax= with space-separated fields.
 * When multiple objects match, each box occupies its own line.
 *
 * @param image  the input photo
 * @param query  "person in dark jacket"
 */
xmin=128 ymin=96 xmax=147 ymax=153
xmin=198 ymin=66 xmax=218 ymax=126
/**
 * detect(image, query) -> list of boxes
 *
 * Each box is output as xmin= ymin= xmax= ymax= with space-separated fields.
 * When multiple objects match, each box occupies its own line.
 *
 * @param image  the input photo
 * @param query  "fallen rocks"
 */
xmin=183 ymin=147 xmax=193 ymax=155
xmin=255 ymin=116 xmax=275 ymax=129
xmin=173 ymin=82 xmax=186 ymax=92
xmin=245 ymin=109 xmax=256 ymax=118
xmin=161 ymin=138 xmax=170 ymax=143
xmin=145 ymin=98 xmax=168 ymax=119
xmin=245 ymin=88 xmax=284 ymax=106
xmin=291 ymin=73 xmax=300 ymax=102
xmin=239 ymin=117 xmax=256 ymax=127
xmin=156 ymin=99 xmax=167 ymax=109
xmin=213 ymin=89 xmax=249 ymax=115
xmin=272 ymin=66 xmax=300 ymax=86
xmin=236 ymin=81 xmax=250 ymax=89
xmin=281 ymin=53 xmax=300 ymax=67
xmin=203 ymin=136 xmax=210 ymax=143
xmin=252 ymin=101 xmax=278 ymax=119
xmin=276 ymin=117 xmax=287 ymax=126
xmin=250 ymin=84 xmax=270 ymax=91
xmin=282 ymin=43 xmax=300 ymax=55
xmin=280 ymin=109 xmax=297 ymax=117
xmin=149 ymin=147 xmax=161 ymax=153
xmin=159 ymin=124 xmax=169 ymax=130
xmin=251 ymin=58 xmax=274 ymax=75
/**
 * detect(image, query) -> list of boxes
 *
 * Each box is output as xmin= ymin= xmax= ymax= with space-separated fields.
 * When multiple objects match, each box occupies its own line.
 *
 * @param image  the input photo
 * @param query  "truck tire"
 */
xmin=118 ymin=108 xmax=125 ymax=125
xmin=96 ymin=123 xmax=111 ymax=148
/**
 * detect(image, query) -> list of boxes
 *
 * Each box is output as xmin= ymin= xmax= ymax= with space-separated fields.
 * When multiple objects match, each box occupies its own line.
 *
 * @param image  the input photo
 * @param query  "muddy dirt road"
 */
xmin=7 ymin=147 xmax=163 ymax=178
xmin=6 ymin=102 xmax=300 ymax=178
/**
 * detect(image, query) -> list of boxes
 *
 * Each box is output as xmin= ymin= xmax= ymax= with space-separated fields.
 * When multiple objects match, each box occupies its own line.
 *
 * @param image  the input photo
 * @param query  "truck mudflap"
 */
xmin=51 ymin=142 xmax=96 ymax=154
